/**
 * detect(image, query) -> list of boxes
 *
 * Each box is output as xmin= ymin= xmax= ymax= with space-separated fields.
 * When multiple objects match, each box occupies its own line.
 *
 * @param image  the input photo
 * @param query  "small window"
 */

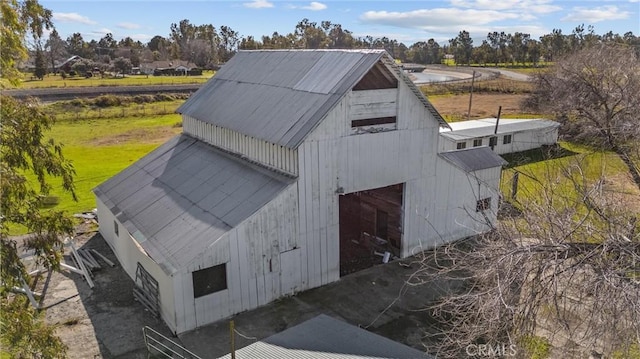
xmin=193 ymin=264 xmax=227 ymax=298
xmin=489 ymin=136 xmax=498 ymax=147
xmin=503 ymin=134 xmax=512 ymax=144
xmin=456 ymin=142 xmax=467 ymax=149
xmin=476 ymin=197 xmax=491 ymax=212
xmin=114 ymin=220 xmax=119 ymax=237
xmin=473 ymin=139 xmax=483 ymax=147
xmin=351 ymin=117 xmax=396 ymax=127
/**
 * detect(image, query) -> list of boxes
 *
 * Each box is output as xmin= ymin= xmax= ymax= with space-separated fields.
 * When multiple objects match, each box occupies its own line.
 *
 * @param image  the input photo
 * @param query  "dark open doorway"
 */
xmin=339 ymin=183 xmax=404 ymax=276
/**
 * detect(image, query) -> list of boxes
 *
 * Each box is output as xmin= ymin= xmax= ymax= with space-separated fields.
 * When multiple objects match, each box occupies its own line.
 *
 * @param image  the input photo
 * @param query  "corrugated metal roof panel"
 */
xmin=217 ymin=314 xmax=431 ymax=359
xmin=440 ymin=118 xmax=560 ymax=141
xmin=179 ymin=50 xmax=434 ymax=149
xmin=93 ymin=134 xmax=293 ymax=274
xmin=439 ymin=147 xmax=508 ymax=172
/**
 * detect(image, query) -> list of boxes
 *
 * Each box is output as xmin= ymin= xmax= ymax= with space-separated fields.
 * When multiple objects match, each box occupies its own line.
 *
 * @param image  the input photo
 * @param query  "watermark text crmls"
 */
xmin=466 ymin=343 xmax=517 ymax=357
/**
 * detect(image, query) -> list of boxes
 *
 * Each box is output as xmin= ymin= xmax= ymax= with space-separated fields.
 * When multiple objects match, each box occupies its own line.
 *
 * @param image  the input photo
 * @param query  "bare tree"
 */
xmin=524 ymin=44 xmax=640 ymax=187
xmin=414 ymin=156 xmax=640 ymax=358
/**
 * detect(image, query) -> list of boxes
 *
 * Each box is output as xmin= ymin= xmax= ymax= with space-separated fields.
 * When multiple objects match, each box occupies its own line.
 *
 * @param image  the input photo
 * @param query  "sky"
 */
xmin=41 ymin=0 xmax=640 ymax=46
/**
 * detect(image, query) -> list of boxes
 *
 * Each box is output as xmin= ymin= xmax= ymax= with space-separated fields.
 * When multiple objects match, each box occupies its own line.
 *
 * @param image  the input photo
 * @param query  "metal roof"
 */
xmin=94 ymin=135 xmax=292 ymax=275
xmin=217 ymin=314 xmax=431 ymax=359
xmin=439 ymin=118 xmax=560 ymax=141
xmin=439 ymin=147 xmax=508 ymax=172
xmin=177 ymin=49 xmax=448 ymax=149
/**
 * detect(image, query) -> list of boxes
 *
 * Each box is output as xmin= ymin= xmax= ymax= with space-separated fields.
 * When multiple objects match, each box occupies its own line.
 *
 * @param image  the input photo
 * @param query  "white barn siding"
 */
xmin=403 ymin=160 xmax=501 ymax=254
xmin=96 ymin=197 xmax=177 ymax=332
xmin=297 ymin=82 xmax=443 ymax=282
xmin=183 ymin=115 xmax=299 ymax=175
xmin=439 ymin=127 xmax=560 ymax=155
xmin=171 ymin=184 xmax=299 ymax=332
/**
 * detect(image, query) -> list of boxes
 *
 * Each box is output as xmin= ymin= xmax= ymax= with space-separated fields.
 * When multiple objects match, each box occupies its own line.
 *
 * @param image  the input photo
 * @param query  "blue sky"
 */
xmin=42 ymin=0 xmax=640 ymax=45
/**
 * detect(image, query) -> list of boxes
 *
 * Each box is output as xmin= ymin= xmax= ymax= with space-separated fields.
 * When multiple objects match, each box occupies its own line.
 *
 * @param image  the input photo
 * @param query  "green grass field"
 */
xmin=34 ymin=113 xmax=182 ymax=216
xmin=11 ymin=71 xmax=214 ymax=89
xmin=500 ymin=142 xmax=634 ymax=208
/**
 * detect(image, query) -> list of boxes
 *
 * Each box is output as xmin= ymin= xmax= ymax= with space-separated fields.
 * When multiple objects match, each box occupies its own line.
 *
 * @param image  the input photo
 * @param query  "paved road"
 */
xmin=494 ymin=68 xmax=531 ymax=81
xmin=3 ymin=67 xmax=530 ymax=102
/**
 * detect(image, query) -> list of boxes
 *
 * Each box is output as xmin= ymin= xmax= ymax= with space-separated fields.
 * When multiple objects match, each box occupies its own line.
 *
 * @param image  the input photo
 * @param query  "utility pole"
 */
xmin=466 ymin=70 xmax=476 ymax=121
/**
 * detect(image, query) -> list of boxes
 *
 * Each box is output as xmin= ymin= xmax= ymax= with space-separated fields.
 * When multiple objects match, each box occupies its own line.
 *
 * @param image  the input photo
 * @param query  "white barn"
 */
xmin=94 ymin=50 xmax=506 ymax=334
xmin=439 ymin=118 xmax=561 ymax=155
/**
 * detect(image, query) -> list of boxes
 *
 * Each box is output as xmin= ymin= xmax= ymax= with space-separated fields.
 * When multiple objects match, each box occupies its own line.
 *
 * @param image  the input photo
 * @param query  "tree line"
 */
xmin=34 ymin=18 xmax=640 ymax=79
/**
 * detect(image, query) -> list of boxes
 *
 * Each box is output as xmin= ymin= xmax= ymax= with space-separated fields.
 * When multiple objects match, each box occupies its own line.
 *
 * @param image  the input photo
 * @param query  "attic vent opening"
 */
xmin=353 ymin=61 xmax=398 ymax=90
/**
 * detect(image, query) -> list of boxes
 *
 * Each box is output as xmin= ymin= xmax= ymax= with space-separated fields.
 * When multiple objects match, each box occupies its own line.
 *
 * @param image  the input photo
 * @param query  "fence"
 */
xmin=53 ymin=103 xmax=181 ymax=121
xmin=142 ymin=326 xmax=202 ymax=359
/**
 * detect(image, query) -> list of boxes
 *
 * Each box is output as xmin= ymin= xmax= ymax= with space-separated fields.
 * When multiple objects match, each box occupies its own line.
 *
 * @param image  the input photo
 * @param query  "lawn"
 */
xmin=12 ymin=71 xmax=214 ymax=89
xmin=36 ymin=113 xmax=182 ymax=216
xmin=500 ymin=142 xmax=640 ymax=212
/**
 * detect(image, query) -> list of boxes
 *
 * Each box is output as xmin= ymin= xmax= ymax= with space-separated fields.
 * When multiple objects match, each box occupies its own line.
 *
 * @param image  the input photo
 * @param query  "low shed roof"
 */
xmin=439 ymin=118 xmax=560 ymax=142
xmin=217 ymin=314 xmax=431 ymax=359
xmin=94 ymin=135 xmax=292 ymax=275
xmin=439 ymin=147 xmax=507 ymax=172
xmin=177 ymin=49 xmax=447 ymax=149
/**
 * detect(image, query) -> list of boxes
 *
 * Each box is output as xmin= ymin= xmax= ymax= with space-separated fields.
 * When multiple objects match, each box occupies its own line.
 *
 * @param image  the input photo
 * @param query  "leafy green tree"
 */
xmin=113 ymin=56 xmax=132 ymax=76
xmin=34 ymin=48 xmax=46 ymax=79
xmin=0 ymin=0 xmax=52 ymax=83
xmin=45 ymin=29 xmax=67 ymax=74
xmin=1 ymin=1 xmax=76 ymax=357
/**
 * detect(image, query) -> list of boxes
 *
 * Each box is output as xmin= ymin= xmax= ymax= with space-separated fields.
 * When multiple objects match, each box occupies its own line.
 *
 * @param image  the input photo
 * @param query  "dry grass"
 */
xmin=90 ymin=127 xmax=180 ymax=146
xmin=429 ymin=93 xmax=542 ymax=122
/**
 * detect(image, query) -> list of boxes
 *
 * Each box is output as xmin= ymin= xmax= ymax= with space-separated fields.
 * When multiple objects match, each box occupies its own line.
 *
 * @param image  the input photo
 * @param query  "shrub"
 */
xmin=93 ymin=95 xmax=123 ymax=108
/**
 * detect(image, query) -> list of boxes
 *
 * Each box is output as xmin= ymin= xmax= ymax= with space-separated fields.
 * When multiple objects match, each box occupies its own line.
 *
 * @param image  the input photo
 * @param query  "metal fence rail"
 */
xmin=142 ymin=326 xmax=202 ymax=359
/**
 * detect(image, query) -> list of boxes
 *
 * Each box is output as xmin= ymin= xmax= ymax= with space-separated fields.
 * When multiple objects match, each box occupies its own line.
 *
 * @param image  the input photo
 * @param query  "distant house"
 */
xmin=56 ymin=55 xmax=83 ymax=73
xmin=94 ymin=49 xmax=506 ymax=334
xmin=139 ymin=60 xmax=197 ymax=75
xmin=439 ymin=118 xmax=561 ymax=155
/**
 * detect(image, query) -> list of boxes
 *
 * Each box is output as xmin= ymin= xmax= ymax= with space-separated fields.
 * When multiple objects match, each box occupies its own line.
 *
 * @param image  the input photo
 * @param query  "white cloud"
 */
xmin=360 ymin=8 xmax=520 ymax=30
xmin=243 ymin=0 xmax=274 ymax=9
xmin=52 ymin=12 xmax=96 ymax=25
xmin=117 ymin=22 xmax=141 ymax=30
xmin=449 ymin=0 xmax=561 ymax=13
xmin=562 ymin=5 xmax=630 ymax=23
xmin=128 ymin=34 xmax=152 ymax=42
xmin=302 ymin=2 xmax=327 ymax=11
xmin=91 ymin=27 xmax=113 ymax=37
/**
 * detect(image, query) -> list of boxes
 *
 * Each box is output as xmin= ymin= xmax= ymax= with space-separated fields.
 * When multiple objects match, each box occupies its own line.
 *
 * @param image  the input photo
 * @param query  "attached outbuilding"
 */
xmin=94 ymin=49 xmax=506 ymax=334
xmin=439 ymin=118 xmax=561 ymax=155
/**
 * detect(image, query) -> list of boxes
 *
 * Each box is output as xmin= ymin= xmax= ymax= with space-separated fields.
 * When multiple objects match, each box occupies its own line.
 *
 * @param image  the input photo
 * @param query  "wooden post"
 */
xmin=230 ymin=320 xmax=236 ymax=359
xmin=511 ymin=172 xmax=519 ymax=200
xmin=466 ymin=70 xmax=476 ymax=121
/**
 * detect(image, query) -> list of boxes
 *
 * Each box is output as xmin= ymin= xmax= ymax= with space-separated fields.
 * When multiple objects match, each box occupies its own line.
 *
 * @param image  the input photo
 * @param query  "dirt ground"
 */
xmin=429 ymin=93 xmax=530 ymax=121
xmin=27 ymin=224 xmax=174 ymax=358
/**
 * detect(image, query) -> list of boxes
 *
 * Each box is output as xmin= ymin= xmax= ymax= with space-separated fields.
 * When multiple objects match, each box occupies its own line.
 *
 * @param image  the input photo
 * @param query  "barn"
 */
xmin=94 ymin=49 xmax=506 ymax=334
xmin=439 ymin=118 xmax=561 ymax=155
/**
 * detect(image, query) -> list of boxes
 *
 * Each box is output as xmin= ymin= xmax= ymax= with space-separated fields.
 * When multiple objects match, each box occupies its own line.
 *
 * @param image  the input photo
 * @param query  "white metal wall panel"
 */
xmin=177 ymin=184 xmax=299 ymax=332
xmin=402 ymin=159 xmax=501 ymax=257
xmin=183 ymin=115 xmax=299 ymax=176
xmin=96 ymin=197 xmax=178 ymax=333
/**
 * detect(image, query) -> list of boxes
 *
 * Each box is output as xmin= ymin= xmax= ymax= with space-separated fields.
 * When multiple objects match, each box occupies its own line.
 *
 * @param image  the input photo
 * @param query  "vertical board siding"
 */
xmin=177 ymin=184 xmax=299 ymax=331
xmin=96 ymin=198 xmax=178 ymax=333
xmin=183 ymin=115 xmax=299 ymax=176
xmin=402 ymin=158 xmax=501 ymax=258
